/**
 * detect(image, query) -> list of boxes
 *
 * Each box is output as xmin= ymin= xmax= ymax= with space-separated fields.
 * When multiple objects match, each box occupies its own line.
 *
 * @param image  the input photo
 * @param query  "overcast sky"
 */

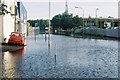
xmin=20 ymin=0 xmax=119 ymax=20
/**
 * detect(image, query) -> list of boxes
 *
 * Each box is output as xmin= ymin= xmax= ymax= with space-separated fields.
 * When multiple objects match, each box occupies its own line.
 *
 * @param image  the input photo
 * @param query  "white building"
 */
xmin=0 ymin=0 xmax=27 ymax=43
xmin=17 ymin=1 xmax=27 ymax=36
xmin=118 ymin=1 xmax=120 ymax=18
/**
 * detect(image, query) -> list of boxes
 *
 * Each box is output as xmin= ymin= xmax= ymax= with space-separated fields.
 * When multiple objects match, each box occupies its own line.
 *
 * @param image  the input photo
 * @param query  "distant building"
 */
xmin=84 ymin=18 xmax=119 ymax=28
xmin=0 ymin=0 xmax=27 ymax=43
xmin=17 ymin=1 xmax=27 ymax=36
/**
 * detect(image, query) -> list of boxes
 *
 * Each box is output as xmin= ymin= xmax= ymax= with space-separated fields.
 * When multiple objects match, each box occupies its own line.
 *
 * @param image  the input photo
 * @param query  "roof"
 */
xmin=11 ymin=32 xmax=23 ymax=34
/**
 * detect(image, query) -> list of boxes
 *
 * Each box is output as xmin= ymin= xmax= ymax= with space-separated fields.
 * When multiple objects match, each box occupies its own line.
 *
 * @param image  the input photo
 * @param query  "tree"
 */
xmin=27 ymin=19 xmax=49 ymax=27
xmin=51 ymin=12 xmax=83 ymax=30
xmin=0 ymin=3 xmax=9 ymax=15
xmin=27 ymin=20 xmax=36 ymax=27
xmin=88 ymin=16 xmax=92 ymax=27
xmin=72 ymin=15 xmax=82 ymax=28
xmin=38 ymin=19 xmax=49 ymax=31
xmin=60 ymin=13 xmax=73 ymax=30
xmin=51 ymin=14 xmax=62 ymax=30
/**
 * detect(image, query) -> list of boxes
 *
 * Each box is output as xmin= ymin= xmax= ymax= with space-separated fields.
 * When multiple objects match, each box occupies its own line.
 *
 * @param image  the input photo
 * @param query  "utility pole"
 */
xmin=95 ymin=8 xmax=99 ymax=28
xmin=81 ymin=8 xmax=84 ymax=36
xmin=100 ymin=17 xmax=102 ymax=28
xmin=34 ymin=23 xmax=38 ymax=41
xmin=75 ymin=6 xmax=84 ymax=36
xmin=14 ymin=1 xmax=16 ymax=32
xmin=48 ymin=0 xmax=50 ymax=48
xmin=112 ymin=18 xmax=114 ymax=28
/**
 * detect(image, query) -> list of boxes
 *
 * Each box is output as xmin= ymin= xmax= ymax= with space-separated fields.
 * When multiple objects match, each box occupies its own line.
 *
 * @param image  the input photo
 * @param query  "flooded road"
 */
xmin=2 ymin=34 xmax=119 ymax=78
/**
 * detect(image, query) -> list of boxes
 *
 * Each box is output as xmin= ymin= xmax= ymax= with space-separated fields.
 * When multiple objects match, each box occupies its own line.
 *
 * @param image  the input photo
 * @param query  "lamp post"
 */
xmin=48 ymin=0 xmax=51 ymax=48
xmin=75 ymin=6 xmax=84 ymax=36
xmin=111 ymin=17 xmax=114 ymax=28
xmin=99 ymin=17 xmax=102 ymax=29
xmin=34 ymin=23 xmax=38 ymax=41
xmin=95 ymin=8 xmax=99 ymax=28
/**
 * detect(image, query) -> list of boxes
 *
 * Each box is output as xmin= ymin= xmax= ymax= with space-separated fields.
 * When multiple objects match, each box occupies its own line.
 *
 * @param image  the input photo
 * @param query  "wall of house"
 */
xmin=118 ymin=1 xmax=120 ymax=19
xmin=0 ymin=16 xmax=3 ymax=43
xmin=18 ymin=1 xmax=27 ymax=37
xmin=1 ymin=0 xmax=27 ymax=43
xmin=3 ymin=13 xmax=15 ymax=42
xmin=0 ymin=0 xmax=4 ymax=43
xmin=2 ymin=0 xmax=17 ymax=42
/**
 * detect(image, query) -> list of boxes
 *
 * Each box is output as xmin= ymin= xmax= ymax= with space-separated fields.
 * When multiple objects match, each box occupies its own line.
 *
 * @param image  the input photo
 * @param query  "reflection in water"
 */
xmin=3 ymin=48 xmax=24 ymax=78
xmin=54 ymin=54 xmax=56 ymax=65
xmin=0 ymin=57 xmax=3 ymax=78
xmin=0 ymin=44 xmax=3 ymax=78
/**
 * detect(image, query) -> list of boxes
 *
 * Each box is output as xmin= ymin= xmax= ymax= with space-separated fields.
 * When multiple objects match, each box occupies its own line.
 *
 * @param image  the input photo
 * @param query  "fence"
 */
xmin=76 ymin=28 xmax=120 ymax=38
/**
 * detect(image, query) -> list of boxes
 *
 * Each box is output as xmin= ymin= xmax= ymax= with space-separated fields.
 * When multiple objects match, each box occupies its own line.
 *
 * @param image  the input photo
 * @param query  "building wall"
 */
xmin=118 ymin=1 xmax=120 ymax=18
xmin=2 ymin=0 xmax=17 ymax=42
xmin=3 ymin=13 xmax=15 ymax=42
xmin=1 ymin=0 xmax=27 ymax=43
xmin=0 ymin=0 xmax=4 ymax=43
xmin=0 ymin=16 xmax=3 ymax=43
xmin=20 ymin=2 xmax=27 ymax=37
xmin=17 ymin=1 xmax=27 ymax=37
xmin=28 ymin=26 xmax=34 ymax=35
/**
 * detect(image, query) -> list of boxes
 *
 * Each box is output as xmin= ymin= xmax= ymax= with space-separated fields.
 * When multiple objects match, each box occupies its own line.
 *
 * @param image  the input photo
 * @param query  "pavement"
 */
xmin=0 ymin=43 xmax=25 ymax=52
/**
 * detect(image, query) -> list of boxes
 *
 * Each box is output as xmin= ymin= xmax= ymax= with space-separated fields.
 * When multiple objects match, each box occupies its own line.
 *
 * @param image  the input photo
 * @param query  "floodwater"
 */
xmin=2 ymin=34 xmax=119 ymax=78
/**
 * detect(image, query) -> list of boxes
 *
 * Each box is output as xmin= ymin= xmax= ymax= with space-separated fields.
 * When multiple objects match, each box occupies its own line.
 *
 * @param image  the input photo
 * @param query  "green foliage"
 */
xmin=27 ymin=20 xmax=36 ymax=27
xmin=51 ymin=12 xmax=83 ymax=30
xmin=51 ymin=14 xmax=62 ymax=29
xmin=72 ymin=15 xmax=82 ymax=28
xmin=87 ymin=16 xmax=92 ymax=27
xmin=28 ymin=12 xmax=83 ymax=32
xmin=60 ymin=13 xmax=73 ymax=30
xmin=0 ymin=3 xmax=9 ymax=15
xmin=28 ymin=19 xmax=49 ymax=27
xmin=27 ymin=19 xmax=49 ymax=33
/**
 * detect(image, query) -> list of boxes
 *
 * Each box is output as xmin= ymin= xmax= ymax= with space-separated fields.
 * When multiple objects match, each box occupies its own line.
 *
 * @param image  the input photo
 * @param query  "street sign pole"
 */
xmin=48 ymin=0 xmax=50 ymax=48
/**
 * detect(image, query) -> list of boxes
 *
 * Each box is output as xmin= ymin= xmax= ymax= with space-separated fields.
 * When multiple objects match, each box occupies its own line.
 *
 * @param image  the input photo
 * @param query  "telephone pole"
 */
xmin=48 ymin=0 xmax=51 ymax=48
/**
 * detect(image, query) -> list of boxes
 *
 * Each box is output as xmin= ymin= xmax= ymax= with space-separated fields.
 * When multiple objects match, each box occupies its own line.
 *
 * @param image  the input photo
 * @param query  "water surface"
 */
xmin=2 ymin=34 xmax=119 ymax=78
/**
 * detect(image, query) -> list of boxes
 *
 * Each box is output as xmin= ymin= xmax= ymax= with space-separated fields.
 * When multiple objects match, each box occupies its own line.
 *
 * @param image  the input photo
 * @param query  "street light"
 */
xmin=75 ymin=6 xmax=84 ymax=36
xmin=48 ymin=0 xmax=51 ymax=48
xmin=95 ymin=8 xmax=99 ymax=28
xmin=34 ymin=23 xmax=38 ymax=41
xmin=112 ymin=18 xmax=114 ymax=28
xmin=95 ymin=8 xmax=99 ymax=18
xmin=99 ymin=16 xmax=102 ymax=28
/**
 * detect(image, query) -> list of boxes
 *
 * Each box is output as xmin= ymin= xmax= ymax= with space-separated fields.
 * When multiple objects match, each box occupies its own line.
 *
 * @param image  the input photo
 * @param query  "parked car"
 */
xmin=107 ymin=27 xmax=119 ymax=29
xmin=106 ymin=26 xmax=111 ymax=29
xmin=8 ymin=32 xmax=25 ymax=45
xmin=113 ymin=27 xmax=119 ymax=29
xmin=86 ymin=27 xmax=90 ymax=29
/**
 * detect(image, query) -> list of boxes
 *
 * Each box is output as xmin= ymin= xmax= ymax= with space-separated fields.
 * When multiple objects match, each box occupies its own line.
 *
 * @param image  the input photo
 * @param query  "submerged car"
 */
xmin=8 ymin=32 xmax=25 ymax=45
